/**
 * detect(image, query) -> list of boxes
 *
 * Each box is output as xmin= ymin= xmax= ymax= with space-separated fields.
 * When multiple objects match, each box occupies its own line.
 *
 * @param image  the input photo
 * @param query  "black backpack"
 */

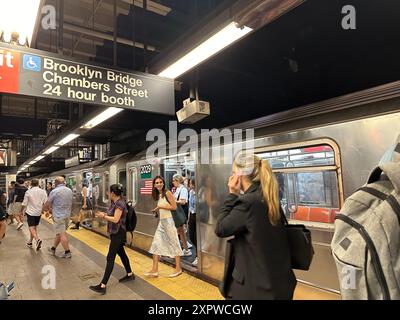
xmin=125 ymin=201 xmax=137 ymax=232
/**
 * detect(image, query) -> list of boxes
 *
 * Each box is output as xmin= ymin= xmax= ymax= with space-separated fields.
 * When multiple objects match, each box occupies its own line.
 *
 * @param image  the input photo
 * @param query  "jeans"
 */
xmin=101 ymin=228 xmax=132 ymax=285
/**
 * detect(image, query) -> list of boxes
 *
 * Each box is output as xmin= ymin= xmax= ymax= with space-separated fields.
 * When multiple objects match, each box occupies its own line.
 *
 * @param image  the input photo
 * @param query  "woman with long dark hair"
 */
xmin=90 ymin=184 xmax=134 ymax=294
xmin=144 ymin=176 xmax=183 ymax=278
xmin=215 ymin=152 xmax=296 ymax=300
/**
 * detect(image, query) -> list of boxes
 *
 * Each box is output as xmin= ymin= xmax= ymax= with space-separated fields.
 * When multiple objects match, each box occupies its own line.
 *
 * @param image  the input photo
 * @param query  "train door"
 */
xmin=256 ymin=139 xmax=343 ymax=292
xmin=160 ymin=154 xmax=196 ymax=267
xmin=126 ymin=160 xmax=160 ymax=250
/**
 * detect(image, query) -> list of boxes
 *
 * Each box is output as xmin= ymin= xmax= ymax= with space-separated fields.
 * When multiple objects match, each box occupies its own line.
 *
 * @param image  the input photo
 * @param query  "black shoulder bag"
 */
xmin=281 ymin=209 xmax=314 ymax=270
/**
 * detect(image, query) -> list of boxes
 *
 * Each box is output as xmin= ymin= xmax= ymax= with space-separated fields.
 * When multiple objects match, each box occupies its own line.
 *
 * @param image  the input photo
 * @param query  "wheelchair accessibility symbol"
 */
xmin=23 ymin=55 xmax=41 ymax=72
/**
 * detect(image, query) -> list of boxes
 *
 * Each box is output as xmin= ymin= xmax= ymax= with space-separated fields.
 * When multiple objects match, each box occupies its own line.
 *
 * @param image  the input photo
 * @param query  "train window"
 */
xmin=103 ymin=172 xmax=110 ymax=203
xmin=258 ymin=145 xmax=334 ymax=169
xmin=257 ymin=142 xmax=342 ymax=228
xmin=118 ymin=170 xmax=127 ymax=191
xmin=129 ymin=167 xmax=138 ymax=205
xmin=66 ymin=176 xmax=76 ymax=192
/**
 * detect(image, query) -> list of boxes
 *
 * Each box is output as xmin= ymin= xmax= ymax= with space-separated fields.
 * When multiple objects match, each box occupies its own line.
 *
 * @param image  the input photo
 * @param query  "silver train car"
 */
xmin=38 ymin=82 xmax=400 ymax=293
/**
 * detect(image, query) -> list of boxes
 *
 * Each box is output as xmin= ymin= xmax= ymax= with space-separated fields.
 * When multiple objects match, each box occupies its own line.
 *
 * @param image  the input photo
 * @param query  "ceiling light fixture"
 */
xmin=158 ymin=22 xmax=253 ymax=79
xmin=43 ymin=146 xmax=60 ymax=155
xmin=34 ymin=155 xmax=45 ymax=161
xmin=0 ymin=0 xmax=41 ymax=46
xmin=56 ymin=133 xmax=80 ymax=146
xmin=81 ymin=107 xmax=123 ymax=130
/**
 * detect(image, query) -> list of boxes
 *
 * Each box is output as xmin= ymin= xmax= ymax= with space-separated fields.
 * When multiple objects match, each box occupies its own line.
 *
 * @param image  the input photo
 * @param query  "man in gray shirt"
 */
xmin=44 ymin=176 xmax=73 ymax=258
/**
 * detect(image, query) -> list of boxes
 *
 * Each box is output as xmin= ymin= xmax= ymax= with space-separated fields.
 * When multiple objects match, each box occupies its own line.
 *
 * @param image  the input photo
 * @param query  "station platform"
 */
xmin=0 ymin=218 xmax=340 ymax=300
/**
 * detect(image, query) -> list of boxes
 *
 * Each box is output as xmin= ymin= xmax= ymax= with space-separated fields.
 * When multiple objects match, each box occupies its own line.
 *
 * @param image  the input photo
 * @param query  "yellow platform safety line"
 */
xmin=43 ymin=217 xmax=340 ymax=300
xmin=43 ymin=216 xmax=222 ymax=300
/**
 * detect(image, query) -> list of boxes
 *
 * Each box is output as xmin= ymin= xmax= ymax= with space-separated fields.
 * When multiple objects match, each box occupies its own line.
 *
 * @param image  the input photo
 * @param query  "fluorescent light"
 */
xmin=43 ymin=146 xmax=60 ymax=155
xmin=0 ymin=0 xmax=41 ymax=45
xmin=81 ymin=108 xmax=123 ymax=130
xmin=34 ymin=155 xmax=45 ymax=161
xmin=161 ymin=152 xmax=190 ymax=160
xmin=56 ymin=133 xmax=80 ymax=146
xmin=158 ymin=22 xmax=253 ymax=79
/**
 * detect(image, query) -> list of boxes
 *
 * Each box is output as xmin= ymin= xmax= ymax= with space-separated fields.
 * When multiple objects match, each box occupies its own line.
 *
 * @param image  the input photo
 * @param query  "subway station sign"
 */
xmin=0 ymin=44 xmax=175 ymax=115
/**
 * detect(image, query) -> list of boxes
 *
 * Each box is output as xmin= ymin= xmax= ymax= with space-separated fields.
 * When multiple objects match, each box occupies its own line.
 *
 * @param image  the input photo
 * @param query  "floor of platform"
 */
xmin=0 ymin=217 xmax=340 ymax=300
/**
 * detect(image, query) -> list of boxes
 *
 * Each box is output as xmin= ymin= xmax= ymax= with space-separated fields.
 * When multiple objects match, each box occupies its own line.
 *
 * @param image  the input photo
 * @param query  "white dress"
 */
xmin=149 ymin=196 xmax=183 ymax=258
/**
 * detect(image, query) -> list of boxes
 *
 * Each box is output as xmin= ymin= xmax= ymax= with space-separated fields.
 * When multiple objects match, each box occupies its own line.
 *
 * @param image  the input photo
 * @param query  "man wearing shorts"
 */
xmin=13 ymin=178 xmax=28 ymax=230
xmin=43 ymin=176 xmax=73 ymax=258
xmin=20 ymin=179 xmax=47 ymax=251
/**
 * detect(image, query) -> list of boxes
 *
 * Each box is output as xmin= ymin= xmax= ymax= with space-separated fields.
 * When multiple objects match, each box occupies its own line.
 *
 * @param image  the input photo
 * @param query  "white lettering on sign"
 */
xmin=44 ymin=58 xmax=102 ymax=79
xmin=101 ymin=92 xmax=135 ymax=107
xmin=0 ymin=50 xmax=14 ymax=68
xmin=140 ymin=165 xmax=152 ymax=175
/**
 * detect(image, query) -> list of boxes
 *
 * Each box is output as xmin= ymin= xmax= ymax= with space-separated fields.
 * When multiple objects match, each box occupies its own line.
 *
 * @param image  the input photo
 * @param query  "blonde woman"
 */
xmin=215 ymin=152 xmax=296 ymax=300
xmin=172 ymin=174 xmax=192 ymax=256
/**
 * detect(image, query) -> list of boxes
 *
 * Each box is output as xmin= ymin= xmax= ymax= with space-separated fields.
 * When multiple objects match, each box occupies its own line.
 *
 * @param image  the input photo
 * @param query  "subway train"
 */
xmin=33 ymin=81 xmax=400 ymax=293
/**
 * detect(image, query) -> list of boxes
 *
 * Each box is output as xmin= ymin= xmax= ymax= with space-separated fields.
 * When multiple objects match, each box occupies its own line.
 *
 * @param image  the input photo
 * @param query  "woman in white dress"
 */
xmin=145 ymin=176 xmax=183 ymax=278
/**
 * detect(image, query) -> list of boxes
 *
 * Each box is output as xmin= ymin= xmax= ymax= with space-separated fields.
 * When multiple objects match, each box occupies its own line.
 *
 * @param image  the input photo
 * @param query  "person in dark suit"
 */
xmin=215 ymin=152 xmax=297 ymax=300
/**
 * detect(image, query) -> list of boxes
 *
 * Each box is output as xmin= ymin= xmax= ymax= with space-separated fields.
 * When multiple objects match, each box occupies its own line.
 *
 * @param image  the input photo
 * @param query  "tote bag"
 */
xmin=282 ymin=210 xmax=314 ymax=270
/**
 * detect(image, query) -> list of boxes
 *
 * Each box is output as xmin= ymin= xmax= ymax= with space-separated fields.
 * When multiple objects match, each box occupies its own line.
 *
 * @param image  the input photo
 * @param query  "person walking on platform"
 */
xmin=6 ymin=181 xmax=16 ymax=225
xmin=145 ymin=176 xmax=183 ymax=278
xmin=0 ymin=188 xmax=7 ymax=244
xmin=20 ymin=179 xmax=47 ymax=251
xmin=46 ymin=182 xmax=53 ymax=196
xmin=70 ymin=181 xmax=92 ymax=230
xmin=13 ymin=178 xmax=28 ymax=230
xmin=44 ymin=176 xmax=73 ymax=258
xmin=215 ymin=152 xmax=296 ymax=300
xmin=90 ymin=184 xmax=134 ymax=295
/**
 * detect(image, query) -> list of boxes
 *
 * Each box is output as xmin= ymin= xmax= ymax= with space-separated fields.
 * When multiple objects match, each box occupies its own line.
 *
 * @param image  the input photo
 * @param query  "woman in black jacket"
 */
xmin=215 ymin=152 xmax=296 ymax=300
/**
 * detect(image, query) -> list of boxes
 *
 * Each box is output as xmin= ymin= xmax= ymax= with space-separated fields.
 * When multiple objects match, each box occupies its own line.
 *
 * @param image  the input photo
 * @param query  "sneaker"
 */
xmin=119 ymin=274 xmax=135 ymax=283
xmin=187 ymin=241 xmax=193 ymax=249
xmin=48 ymin=247 xmax=56 ymax=256
xmin=192 ymin=257 xmax=198 ymax=267
xmin=182 ymin=249 xmax=192 ymax=257
xmin=168 ymin=270 xmax=182 ymax=278
xmin=35 ymin=239 xmax=42 ymax=251
xmin=16 ymin=222 xmax=23 ymax=230
xmin=62 ymin=252 xmax=72 ymax=259
xmin=89 ymin=284 xmax=106 ymax=295
xmin=27 ymin=242 xmax=33 ymax=249
xmin=143 ymin=271 xmax=158 ymax=278
xmin=69 ymin=224 xmax=79 ymax=230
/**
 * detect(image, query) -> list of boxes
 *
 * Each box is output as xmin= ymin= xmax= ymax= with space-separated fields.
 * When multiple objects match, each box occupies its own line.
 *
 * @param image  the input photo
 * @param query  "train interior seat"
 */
xmin=293 ymin=206 xmax=310 ymax=221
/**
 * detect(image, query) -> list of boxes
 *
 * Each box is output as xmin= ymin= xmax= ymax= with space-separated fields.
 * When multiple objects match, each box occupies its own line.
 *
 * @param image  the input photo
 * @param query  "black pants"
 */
xmin=101 ymin=228 xmax=132 ymax=285
xmin=188 ymin=213 xmax=197 ymax=249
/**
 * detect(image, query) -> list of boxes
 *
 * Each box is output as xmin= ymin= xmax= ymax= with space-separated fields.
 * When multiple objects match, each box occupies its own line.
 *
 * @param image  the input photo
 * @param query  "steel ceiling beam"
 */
xmin=63 ymin=22 xmax=157 ymax=51
xmin=149 ymin=0 xmax=306 ymax=74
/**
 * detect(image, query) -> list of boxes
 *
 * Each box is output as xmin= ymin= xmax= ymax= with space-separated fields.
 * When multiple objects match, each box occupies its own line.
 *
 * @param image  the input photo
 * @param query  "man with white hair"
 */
xmin=43 ymin=176 xmax=73 ymax=258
